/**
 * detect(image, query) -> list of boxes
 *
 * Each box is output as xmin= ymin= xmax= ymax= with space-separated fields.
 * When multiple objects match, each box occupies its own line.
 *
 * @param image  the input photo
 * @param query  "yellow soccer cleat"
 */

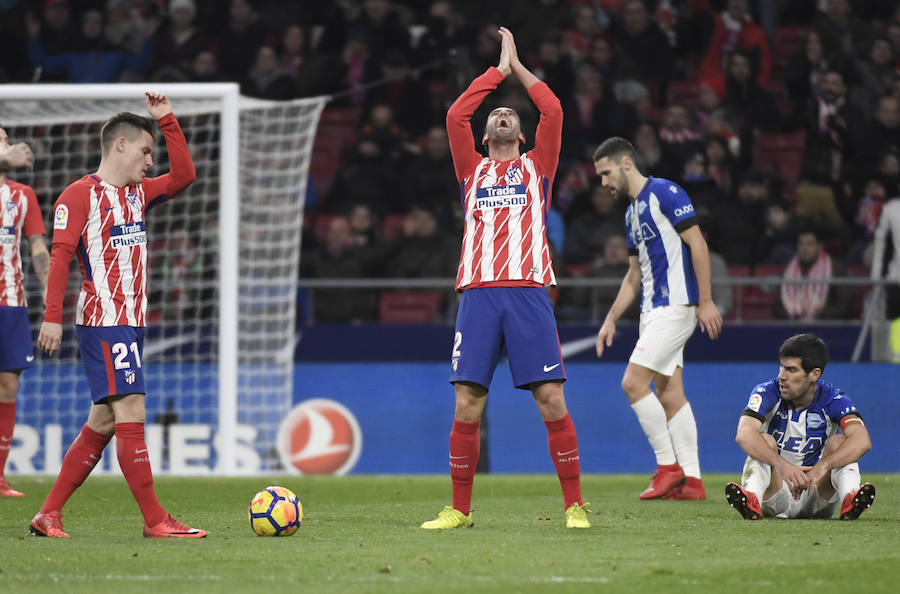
xmin=420 ymin=505 xmax=473 ymax=530
xmin=565 ymin=502 xmax=591 ymax=529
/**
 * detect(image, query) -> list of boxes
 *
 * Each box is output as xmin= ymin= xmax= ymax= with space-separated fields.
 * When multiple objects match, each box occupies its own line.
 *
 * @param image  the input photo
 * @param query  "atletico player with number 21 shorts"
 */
xmin=29 ymin=92 xmax=206 ymax=539
xmin=421 ymin=28 xmax=589 ymax=530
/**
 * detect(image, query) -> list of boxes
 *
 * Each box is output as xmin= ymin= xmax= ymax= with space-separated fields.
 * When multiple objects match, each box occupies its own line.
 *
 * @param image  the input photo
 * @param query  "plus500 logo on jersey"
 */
xmin=109 ymin=221 xmax=147 ymax=248
xmin=475 ymin=184 xmax=527 ymax=210
xmin=0 ymin=226 xmax=15 ymax=246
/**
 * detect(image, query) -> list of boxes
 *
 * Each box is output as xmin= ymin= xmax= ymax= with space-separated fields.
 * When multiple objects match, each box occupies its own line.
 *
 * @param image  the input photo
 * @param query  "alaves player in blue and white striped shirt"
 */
xmin=593 ymin=136 xmax=723 ymax=501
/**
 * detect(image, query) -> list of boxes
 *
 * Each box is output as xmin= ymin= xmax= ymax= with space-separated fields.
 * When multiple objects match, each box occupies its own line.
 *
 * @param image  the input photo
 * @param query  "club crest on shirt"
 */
xmin=54 ymin=204 xmax=69 ymax=230
xmin=505 ymin=164 xmax=522 ymax=184
xmin=5 ymin=198 xmax=18 ymax=216
xmin=126 ymin=191 xmax=140 ymax=208
xmin=806 ymin=412 xmax=825 ymax=430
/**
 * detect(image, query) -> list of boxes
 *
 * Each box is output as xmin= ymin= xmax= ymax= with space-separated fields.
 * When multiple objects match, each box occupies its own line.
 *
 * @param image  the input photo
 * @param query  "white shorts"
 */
xmin=629 ymin=305 xmax=697 ymax=376
xmin=762 ymin=483 xmax=840 ymax=519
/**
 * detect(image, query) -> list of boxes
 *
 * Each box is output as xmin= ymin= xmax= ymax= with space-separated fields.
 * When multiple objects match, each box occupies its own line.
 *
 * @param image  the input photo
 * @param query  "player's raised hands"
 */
xmin=496 ymin=27 xmax=511 ymax=77
xmin=0 ymin=142 xmax=35 ymax=171
xmin=498 ymin=27 xmax=520 ymax=66
xmin=145 ymin=92 xmax=173 ymax=120
xmin=596 ymin=318 xmax=616 ymax=358
xmin=696 ymin=300 xmax=722 ymax=340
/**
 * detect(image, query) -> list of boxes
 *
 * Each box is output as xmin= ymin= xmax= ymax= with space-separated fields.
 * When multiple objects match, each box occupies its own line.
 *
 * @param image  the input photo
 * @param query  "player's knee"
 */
xmin=0 ymin=372 xmax=20 ymax=401
xmin=454 ymin=382 xmax=486 ymax=422
xmin=620 ymin=375 xmax=648 ymax=400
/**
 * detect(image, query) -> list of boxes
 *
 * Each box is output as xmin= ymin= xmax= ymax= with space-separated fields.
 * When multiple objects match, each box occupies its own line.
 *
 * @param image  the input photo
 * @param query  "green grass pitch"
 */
xmin=1 ymin=474 xmax=898 ymax=593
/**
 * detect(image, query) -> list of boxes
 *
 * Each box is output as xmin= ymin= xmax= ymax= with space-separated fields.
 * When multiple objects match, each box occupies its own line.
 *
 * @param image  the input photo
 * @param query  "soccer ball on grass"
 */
xmin=248 ymin=486 xmax=303 ymax=536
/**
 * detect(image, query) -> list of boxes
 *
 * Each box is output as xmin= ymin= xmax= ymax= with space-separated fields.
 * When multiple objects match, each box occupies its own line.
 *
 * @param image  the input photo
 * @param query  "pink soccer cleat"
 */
xmin=725 ymin=482 xmax=762 ymax=520
xmin=29 ymin=511 xmax=70 ymax=537
xmin=639 ymin=463 xmax=685 ymax=499
xmin=143 ymin=514 xmax=207 ymax=538
xmin=0 ymin=477 xmax=25 ymax=497
xmin=839 ymin=483 xmax=875 ymax=520
xmin=663 ymin=476 xmax=706 ymax=500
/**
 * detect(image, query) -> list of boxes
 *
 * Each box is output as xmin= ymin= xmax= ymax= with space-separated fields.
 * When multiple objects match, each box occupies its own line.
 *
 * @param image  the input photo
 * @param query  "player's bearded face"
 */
xmin=777 ymin=357 xmax=814 ymax=400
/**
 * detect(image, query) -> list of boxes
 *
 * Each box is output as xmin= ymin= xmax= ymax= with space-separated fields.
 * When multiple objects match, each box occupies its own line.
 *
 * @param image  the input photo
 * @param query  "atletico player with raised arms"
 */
xmin=421 ymin=27 xmax=589 ymax=530
xmin=30 ymin=92 xmax=206 ymax=538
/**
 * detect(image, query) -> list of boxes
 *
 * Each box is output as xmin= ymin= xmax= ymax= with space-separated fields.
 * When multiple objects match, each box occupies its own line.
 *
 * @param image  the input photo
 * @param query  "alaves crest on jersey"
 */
xmin=109 ymin=221 xmax=147 ymax=248
xmin=476 ymin=184 xmax=527 ymax=210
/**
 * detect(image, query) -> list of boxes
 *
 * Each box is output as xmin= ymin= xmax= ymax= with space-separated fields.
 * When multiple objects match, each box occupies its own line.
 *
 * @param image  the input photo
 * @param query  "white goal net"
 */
xmin=0 ymin=84 xmax=326 ymax=475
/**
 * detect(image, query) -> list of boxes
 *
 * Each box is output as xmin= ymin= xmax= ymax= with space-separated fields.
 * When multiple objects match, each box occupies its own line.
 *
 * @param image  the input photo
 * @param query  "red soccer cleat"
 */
xmin=663 ymin=476 xmax=706 ymax=500
xmin=143 ymin=514 xmax=207 ymax=538
xmin=0 ymin=477 xmax=25 ymax=497
xmin=639 ymin=463 xmax=685 ymax=499
xmin=725 ymin=482 xmax=762 ymax=520
xmin=29 ymin=511 xmax=70 ymax=537
xmin=839 ymin=483 xmax=875 ymax=520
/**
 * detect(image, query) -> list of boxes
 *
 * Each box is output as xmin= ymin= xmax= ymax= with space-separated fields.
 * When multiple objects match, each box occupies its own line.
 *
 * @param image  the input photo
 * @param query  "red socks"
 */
xmin=449 ymin=419 xmax=480 ymax=515
xmin=41 ymin=424 xmax=111 ymax=513
xmin=115 ymin=422 xmax=167 ymax=527
xmin=545 ymin=412 xmax=583 ymax=508
xmin=0 ymin=401 xmax=15 ymax=475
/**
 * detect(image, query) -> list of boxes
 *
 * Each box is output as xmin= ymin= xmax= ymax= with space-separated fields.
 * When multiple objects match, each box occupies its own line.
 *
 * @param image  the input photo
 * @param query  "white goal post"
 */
xmin=0 ymin=83 xmax=326 ymax=476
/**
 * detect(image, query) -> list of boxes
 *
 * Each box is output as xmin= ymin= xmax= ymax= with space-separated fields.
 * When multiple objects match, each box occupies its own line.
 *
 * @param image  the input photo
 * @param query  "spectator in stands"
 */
xmin=704 ymin=134 xmax=737 ymax=196
xmin=695 ymin=81 xmax=737 ymax=141
xmin=364 ymin=49 xmax=434 ymax=138
xmin=152 ymin=0 xmax=212 ymax=82
xmin=679 ymin=150 xmax=724 ymax=217
xmin=632 ymin=122 xmax=664 ymax=177
xmin=721 ymin=49 xmax=781 ymax=166
xmin=302 ymin=215 xmax=377 ymax=322
xmin=859 ymin=95 xmax=900 ymax=178
xmin=560 ymin=233 xmax=636 ymax=321
xmin=775 ymin=227 xmax=853 ymax=320
xmin=347 ymin=203 xmax=381 ymax=248
xmin=658 ymin=103 xmax=704 ymax=181
xmin=564 ymin=4 xmax=605 ymax=62
xmin=562 ymin=62 xmax=637 ymax=161
xmin=347 ymin=0 xmax=411 ymax=70
xmin=325 ymin=124 xmax=400 ymax=215
xmin=784 ymin=29 xmax=832 ymax=127
xmin=218 ymin=0 xmax=272 ymax=82
xmin=417 ymin=0 xmax=472 ymax=77
xmin=534 ymin=32 xmax=576 ymax=104
xmin=400 ymin=126 xmax=462 ymax=228
xmin=279 ymin=23 xmax=305 ymax=76
xmin=850 ymin=36 xmax=896 ymax=119
xmin=699 ymin=222 xmax=733 ymax=318
xmin=813 ymin=0 xmax=874 ymax=61
xmin=871 ymin=194 xmax=900 ymax=319
xmin=105 ymin=0 xmax=147 ymax=55
xmin=564 ymin=183 xmax=623 ymax=266
xmin=27 ymin=8 xmax=154 ymax=83
xmin=801 ymin=67 xmax=865 ymax=185
xmin=710 ymin=169 xmax=770 ymax=266
xmin=36 ymin=0 xmax=77 ymax=55
xmin=189 ymin=50 xmax=224 ymax=82
xmin=761 ymin=198 xmax=797 ymax=265
xmin=852 ymin=176 xmax=888 ymax=262
xmin=242 ymin=45 xmax=295 ymax=99
xmin=386 ymin=206 xmax=457 ymax=278
xmin=610 ymin=0 xmax=674 ymax=86
xmin=699 ymin=0 xmax=773 ymax=90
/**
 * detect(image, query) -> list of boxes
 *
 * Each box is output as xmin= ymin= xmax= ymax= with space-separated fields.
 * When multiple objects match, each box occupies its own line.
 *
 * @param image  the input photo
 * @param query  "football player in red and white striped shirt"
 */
xmin=422 ymin=28 xmax=589 ymax=530
xmin=30 ymin=93 xmax=206 ymax=539
xmin=0 ymin=128 xmax=49 ymax=498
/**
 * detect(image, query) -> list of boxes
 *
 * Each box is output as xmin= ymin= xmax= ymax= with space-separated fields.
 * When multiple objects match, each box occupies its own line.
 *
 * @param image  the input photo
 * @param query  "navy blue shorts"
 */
xmin=0 ymin=306 xmax=35 ymax=372
xmin=76 ymin=325 xmax=146 ymax=403
xmin=449 ymin=286 xmax=565 ymax=390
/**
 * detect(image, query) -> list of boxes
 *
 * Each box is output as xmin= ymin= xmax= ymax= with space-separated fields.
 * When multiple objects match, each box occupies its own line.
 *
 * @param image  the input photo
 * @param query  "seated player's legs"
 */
xmin=450 ymin=288 xmax=504 ymax=392
xmin=502 ymin=287 xmax=566 ymax=390
xmin=75 ymin=325 xmax=147 ymax=403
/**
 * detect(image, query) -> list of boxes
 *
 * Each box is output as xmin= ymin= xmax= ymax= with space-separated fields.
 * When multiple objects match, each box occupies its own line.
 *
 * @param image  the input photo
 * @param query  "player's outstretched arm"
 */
xmin=145 ymin=91 xmax=173 ymax=120
xmin=499 ymin=27 xmax=539 ymax=90
xmin=143 ymin=91 xmax=196 ymax=202
xmin=597 ymin=256 xmax=641 ymax=357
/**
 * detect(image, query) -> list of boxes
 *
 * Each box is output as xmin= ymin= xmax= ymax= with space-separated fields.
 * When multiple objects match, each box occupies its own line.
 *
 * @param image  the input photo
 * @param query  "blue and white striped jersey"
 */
xmin=742 ymin=379 xmax=860 ymax=467
xmin=624 ymin=177 xmax=699 ymax=312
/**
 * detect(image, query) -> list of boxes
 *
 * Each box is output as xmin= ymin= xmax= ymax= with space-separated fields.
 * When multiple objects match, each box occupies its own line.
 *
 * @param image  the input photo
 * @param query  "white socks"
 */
xmin=631 ymin=394 xmax=676 ymax=466
xmin=741 ymin=456 xmax=770 ymax=502
xmin=831 ymin=462 xmax=861 ymax=499
xmin=667 ymin=403 xmax=701 ymax=478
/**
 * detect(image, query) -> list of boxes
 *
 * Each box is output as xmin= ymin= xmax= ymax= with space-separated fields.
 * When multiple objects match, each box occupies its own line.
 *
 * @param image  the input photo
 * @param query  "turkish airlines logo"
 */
xmin=277 ymin=399 xmax=362 ymax=475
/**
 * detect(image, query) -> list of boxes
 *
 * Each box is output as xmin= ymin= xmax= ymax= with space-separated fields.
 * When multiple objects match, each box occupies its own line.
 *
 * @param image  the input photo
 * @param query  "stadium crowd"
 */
xmin=1 ymin=0 xmax=899 ymax=324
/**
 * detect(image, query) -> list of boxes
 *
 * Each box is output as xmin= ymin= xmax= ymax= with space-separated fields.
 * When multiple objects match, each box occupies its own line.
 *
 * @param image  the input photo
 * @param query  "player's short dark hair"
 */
xmin=100 ymin=112 xmax=156 ymax=154
xmin=593 ymin=136 xmax=637 ymax=164
xmin=778 ymin=333 xmax=829 ymax=374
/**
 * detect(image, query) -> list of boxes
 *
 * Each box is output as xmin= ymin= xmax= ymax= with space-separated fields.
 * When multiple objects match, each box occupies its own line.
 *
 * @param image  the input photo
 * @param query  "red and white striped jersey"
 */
xmin=0 ymin=179 xmax=46 ymax=307
xmin=44 ymin=113 xmax=195 ymax=327
xmin=447 ymin=67 xmax=562 ymax=291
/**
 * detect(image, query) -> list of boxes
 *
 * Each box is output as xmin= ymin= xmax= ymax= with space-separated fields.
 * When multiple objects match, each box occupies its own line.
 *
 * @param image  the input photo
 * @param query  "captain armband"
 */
xmin=839 ymin=414 xmax=864 ymax=431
